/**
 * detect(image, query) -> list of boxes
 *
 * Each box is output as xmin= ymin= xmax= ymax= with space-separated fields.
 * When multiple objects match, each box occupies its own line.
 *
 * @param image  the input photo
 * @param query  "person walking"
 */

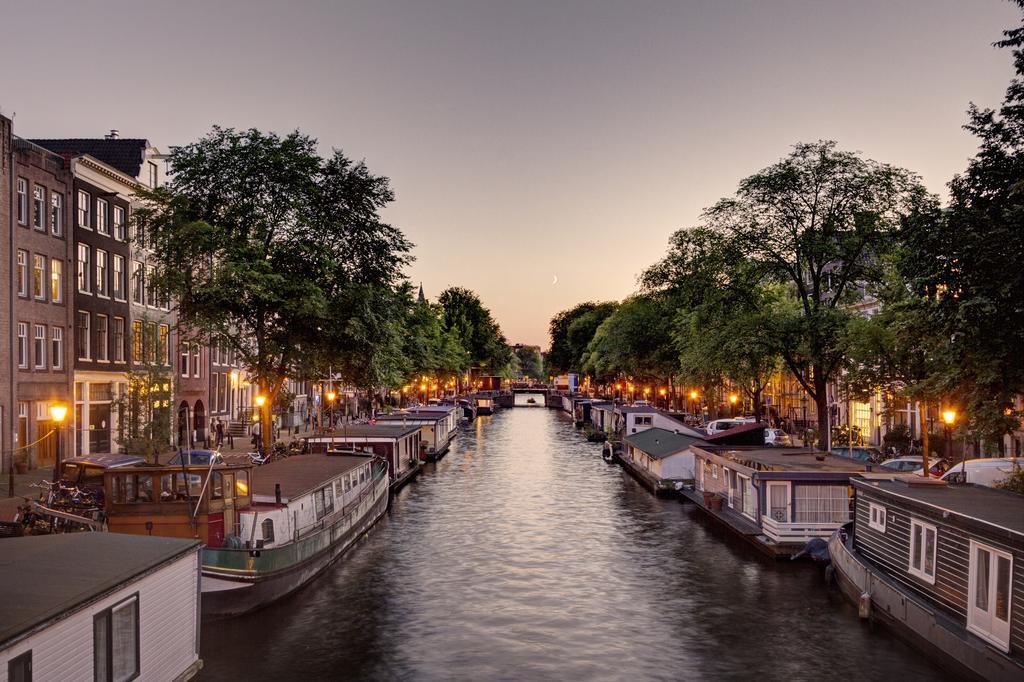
xmin=216 ymin=419 xmax=225 ymax=449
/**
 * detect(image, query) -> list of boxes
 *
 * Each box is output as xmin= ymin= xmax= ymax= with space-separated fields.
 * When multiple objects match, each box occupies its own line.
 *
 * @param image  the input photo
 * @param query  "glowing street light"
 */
xmin=942 ymin=409 xmax=957 ymax=425
xmin=50 ymin=402 xmax=68 ymax=483
xmin=942 ymin=408 xmax=958 ymax=470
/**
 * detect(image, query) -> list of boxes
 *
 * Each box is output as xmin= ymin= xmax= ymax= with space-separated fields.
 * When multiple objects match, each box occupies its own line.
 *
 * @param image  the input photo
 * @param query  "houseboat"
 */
xmin=474 ymin=396 xmax=495 ymax=416
xmin=375 ymin=411 xmax=454 ymax=462
xmin=829 ymin=477 xmax=1024 ymax=681
xmin=406 ymin=404 xmax=461 ymax=439
xmin=620 ymin=428 xmax=705 ymax=496
xmin=305 ymin=423 xmax=421 ymax=491
xmin=0 ymin=533 xmax=203 ymax=681
xmin=202 ymin=454 xmax=389 ymax=617
xmin=685 ymin=445 xmax=868 ymax=558
xmin=613 ymin=405 xmax=705 ymax=440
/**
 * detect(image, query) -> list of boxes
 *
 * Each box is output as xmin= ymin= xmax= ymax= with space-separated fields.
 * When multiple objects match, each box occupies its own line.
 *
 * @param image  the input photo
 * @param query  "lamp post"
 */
xmin=729 ymin=393 xmax=738 ymax=418
xmin=689 ymin=390 xmax=699 ymax=417
xmin=327 ymin=391 xmax=337 ymax=430
xmin=254 ymin=394 xmax=267 ymax=454
xmin=659 ymin=387 xmax=667 ymax=409
xmin=942 ymin=409 xmax=957 ymax=473
xmin=50 ymin=402 xmax=68 ymax=483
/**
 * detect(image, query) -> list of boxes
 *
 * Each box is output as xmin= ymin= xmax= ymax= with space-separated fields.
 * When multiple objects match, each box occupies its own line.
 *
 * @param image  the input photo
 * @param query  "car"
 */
xmin=830 ymin=446 xmax=885 ymax=464
xmin=705 ymin=419 xmax=747 ymax=436
xmin=764 ymin=428 xmax=792 ymax=447
xmin=166 ymin=449 xmax=224 ymax=467
xmin=941 ymin=457 xmax=1022 ymax=487
xmin=632 ymin=400 xmax=651 ymax=407
xmin=878 ymin=456 xmax=946 ymax=476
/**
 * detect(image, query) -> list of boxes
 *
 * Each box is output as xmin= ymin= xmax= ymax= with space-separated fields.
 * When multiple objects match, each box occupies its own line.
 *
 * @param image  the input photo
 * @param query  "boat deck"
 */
xmin=251 ymin=454 xmax=371 ymax=501
xmin=678 ymin=488 xmax=799 ymax=559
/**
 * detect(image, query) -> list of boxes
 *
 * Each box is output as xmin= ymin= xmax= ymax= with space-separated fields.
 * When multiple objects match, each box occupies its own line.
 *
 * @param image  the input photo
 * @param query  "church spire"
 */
xmin=417 ymin=282 xmax=426 ymax=305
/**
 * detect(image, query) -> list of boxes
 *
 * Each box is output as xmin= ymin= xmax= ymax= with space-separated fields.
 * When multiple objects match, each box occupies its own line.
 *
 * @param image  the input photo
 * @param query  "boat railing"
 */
xmin=202 ymin=459 xmax=388 ymax=574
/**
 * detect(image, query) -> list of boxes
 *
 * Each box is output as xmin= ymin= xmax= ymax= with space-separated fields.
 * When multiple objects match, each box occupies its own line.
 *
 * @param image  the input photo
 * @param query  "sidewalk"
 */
xmin=0 ymin=467 xmax=55 ymax=522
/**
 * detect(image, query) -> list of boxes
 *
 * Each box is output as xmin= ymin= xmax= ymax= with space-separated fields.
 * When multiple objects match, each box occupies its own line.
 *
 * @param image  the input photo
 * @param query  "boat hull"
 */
xmin=201 ymin=477 xmax=390 ymax=619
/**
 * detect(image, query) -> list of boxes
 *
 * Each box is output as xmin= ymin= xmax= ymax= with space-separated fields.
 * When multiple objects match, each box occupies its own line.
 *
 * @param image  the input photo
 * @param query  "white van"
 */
xmin=941 ymin=457 xmax=1022 ymax=487
xmin=705 ymin=419 xmax=746 ymax=436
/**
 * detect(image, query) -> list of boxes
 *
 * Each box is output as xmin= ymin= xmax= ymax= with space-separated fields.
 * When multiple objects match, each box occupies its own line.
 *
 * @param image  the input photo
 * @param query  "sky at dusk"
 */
xmin=1 ymin=0 xmax=1018 ymax=347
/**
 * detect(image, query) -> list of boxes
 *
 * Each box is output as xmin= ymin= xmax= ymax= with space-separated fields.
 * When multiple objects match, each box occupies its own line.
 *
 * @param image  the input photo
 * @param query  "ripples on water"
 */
xmin=201 ymin=408 xmax=952 ymax=681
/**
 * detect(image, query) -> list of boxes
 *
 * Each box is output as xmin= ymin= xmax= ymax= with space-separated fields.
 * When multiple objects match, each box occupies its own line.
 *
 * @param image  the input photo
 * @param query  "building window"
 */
xmin=32 ymin=255 xmax=46 ymax=300
xmin=148 ymin=161 xmax=158 ymax=188
xmin=51 ymin=192 xmax=63 ymax=236
xmin=131 ymin=261 xmax=144 ymax=305
xmin=93 ymin=594 xmax=139 ymax=682
xmin=145 ymin=322 xmax=157 ymax=363
xmin=52 ymin=327 xmax=64 ymax=370
xmin=17 ymin=323 xmax=28 ymax=368
xmin=113 ymin=205 xmax=126 ymax=241
xmin=77 ymin=190 xmax=91 ymax=229
xmin=967 ymin=540 xmax=1013 ymax=652
xmin=868 ymin=503 xmax=886 ymax=532
xmin=34 ymin=325 xmax=46 ymax=369
xmin=113 ymin=318 xmax=125 ymax=363
xmin=50 ymin=258 xmax=63 ymax=303
xmin=96 ymin=315 xmax=109 ymax=362
xmin=17 ymin=178 xmax=28 ymax=224
xmin=96 ymin=199 xmax=109 ymax=235
xmin=146 ymin=265 xmax=158 ymax=307
xmin=77 ymin=244 xmax=91 ymax=293
xmin=16 ymin=250 xmax=28 ymax=297
xmin=711 ymin=463 xmax=718 ymax=479
xmin=96 ymin=249 xmax=109 ymax=297
xmin=112 ymin=255 xmax=126 ymax=301
xmin=180 ymin=343 xmax=191 ymax=377
xmin=159 ymin=325 xmax=170 ymax=366
xmin=7 ymin=650 xmax=31 ymax=682
xmin=909 ymin=518 xmax=938 ymax=584
xmin=192 ymin=345 xmax=201 ymax=378
xmin=132 ymin=321 xmax=143 ymax=363
xmin=77 ymin=311 xmax=90 ymax=360
xmin=33 ymin=185 xmax=46 ymax=230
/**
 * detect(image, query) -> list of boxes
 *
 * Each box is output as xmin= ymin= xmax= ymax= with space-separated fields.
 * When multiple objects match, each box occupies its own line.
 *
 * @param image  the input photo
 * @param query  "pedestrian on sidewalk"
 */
xmin=215 ymin=420 xmax=225 ymax=449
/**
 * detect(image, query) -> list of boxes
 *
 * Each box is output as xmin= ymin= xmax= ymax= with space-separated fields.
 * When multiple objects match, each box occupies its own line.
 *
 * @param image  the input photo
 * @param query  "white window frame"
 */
xmin=112 ymin=317 xmax=125 ymax=363
xmin=51 ymin=258 xmax=63 ymax=303
xmin=766 ymin=481 xmax=792 ymax=523
xmin=95 ymin=249 xmax=109 ymax=298
xmin=17 ymin=178 xmax=28 ymax=224
xmin=967 ymin=539 xmax=1013 ymax=653
xmin=78 ymin=190 xmax=91 ymax=229
xmin=16 ymin=249 xmax=28 ymax=297
xmin=51 ymin=191 xmax=63 ymax=236
xmin=908 ymin=518 xmax=938 ymax=584
xmin=52 ymin=326 xmax=64 ymax=370
xmin=33 ymin=324 xmax=46 ymax=369
xmin=33 ymin=184 xmax=46 ymax=231
xmin=112 ymin=255 xmax=126 ymax=301
xmin=17 ymin=323 xmax=28 ymax=368
xmin=96 ymin=198 xmax=109 ymax=235
xmin=96 ymin=314 xmax=109 ymax=363
xmin=711 ymin=463 xmax=718 ymax=480
xmin=131 ymin=261 xmax=145 ymax=305
xmin=192 ymin=344 xmax=201 ymax=378
xmin=180 ymin=344 xmax=191 ymax=377
xmin=93 ymin=593 xmax=140 ymax=681
xmin=32 ymin=254 xmax=47 ymax=301
xmin=77 ymin=244 xmax=91 ymax=294
xmin=113 ymin=205 xmax=126 ymax=241
xmin=868 ymin=503 xmax=887 ymax=533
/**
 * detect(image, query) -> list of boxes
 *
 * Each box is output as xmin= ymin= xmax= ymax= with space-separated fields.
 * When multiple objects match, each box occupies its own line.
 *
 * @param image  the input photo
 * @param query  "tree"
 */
xmin=437 ymin=287 xmax=512 ymax=375
xmin=547 ymin=302 xmax=610 ymax=374
xmin=115 ymin=321 xmax=173 ymax=461
xmin=699 ymin=141 xmax=928 ymax=448
xmin=581 ymin=295 xmax=676 ymax=386
xmin=565 ymin=303 xmax=618 ymax=374
xmin=899 ymin=2 xmax=1024 ymax=448
xmin=136 ymin=127 xmax=411 ymax=452
xmin=402 ymin=285 xmax=470 ymax=382
xmin=513 ymin=345 xmax=545 ymax=380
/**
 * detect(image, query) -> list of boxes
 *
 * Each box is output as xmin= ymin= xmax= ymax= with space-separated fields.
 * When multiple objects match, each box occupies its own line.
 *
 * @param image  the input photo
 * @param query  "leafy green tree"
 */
xmin=547 ymin=302 xmax=611 ymax=374
xmin=899 ymin=2 xmax=1024 ymax=447
xmin=437 ymin=287 xmax=512 ymax=375
xmin=697 ymin=141 xmax=928 ymax=448
xmin=115 ymin=321 xmax=173 ymax=462
xmin=513 ymin=345 xmax=545 ymax=381
xmin=566 ymin=303 xmax=618 ymax=374
xmin=582 ymin=295 xmax=676 ymax=386
xmin=135 ymin=126 xmax=411 ymax=451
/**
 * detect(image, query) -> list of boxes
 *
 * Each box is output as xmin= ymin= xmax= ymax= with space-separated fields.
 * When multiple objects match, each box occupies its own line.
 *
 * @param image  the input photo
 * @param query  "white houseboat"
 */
xmin=304 ymin=423 xmax=421 ymax=491
xmin=621 ymin=428 xmax=705 ymax=495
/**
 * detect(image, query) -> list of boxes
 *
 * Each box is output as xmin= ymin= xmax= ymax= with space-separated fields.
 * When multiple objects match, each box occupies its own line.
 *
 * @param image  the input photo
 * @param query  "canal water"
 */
xmin=201 ymin=407 xmax=951 ymax=681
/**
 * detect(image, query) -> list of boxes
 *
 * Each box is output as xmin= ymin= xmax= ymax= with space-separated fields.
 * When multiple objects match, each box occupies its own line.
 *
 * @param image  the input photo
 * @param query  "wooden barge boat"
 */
xmin=829 ymin=477 xmax=1024 ymax=681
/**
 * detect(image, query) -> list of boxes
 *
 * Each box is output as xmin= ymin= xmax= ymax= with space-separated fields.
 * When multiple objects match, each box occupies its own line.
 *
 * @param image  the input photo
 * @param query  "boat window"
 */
xmin=262 ymin=518 xmax=275 ymax=543
xmin=794 ymin=485 xmax=850 ymax=523
xmin=868 ymin=503 xmax=886 ymax=532
xmin=160 ymin=473 xmax=202 ymax=501
xmin=235 ymin=470 xmax=249 ymax=497
xmin=323 ymin=486 xmax=334 ymax=515
xmin=112 ymin=474 xmax=154 ymax=504
xmin=908 ymin=518 xmax=938 ymax=584
xmin=61 ymin=462 xmax=83 ymax=483
xmin=211 ymin=472 xmax=224 ymax=500
xmin=94 ymin=594 xmax=139 ymax=682
xmin=81 ymin=466 xmax=105 ymax=488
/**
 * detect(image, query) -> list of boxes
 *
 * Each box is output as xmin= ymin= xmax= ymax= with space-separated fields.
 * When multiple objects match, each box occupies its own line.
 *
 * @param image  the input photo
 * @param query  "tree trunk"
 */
xmin=752 ymin=387 xmax=763 ymax=424
xmin=814 ymin=370 xmax=830 ymax=451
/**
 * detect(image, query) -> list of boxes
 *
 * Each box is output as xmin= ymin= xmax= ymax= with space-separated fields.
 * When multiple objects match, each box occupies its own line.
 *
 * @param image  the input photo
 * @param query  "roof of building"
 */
xmin=694 ymin=445 xmax=868 ymax=473
xmin=30 ymin=138 xmax=149 ymax=178
xmin=625 ymin=428 xmax=706 ymax=460
xmin=308 ymin=423 xmax=422 ymax=439
xmin=855 ymin=478 xmax=1024 ymax=536
xmin=0 ymin=533 xmax=199 ymax=648
xmin=251 ymin=454 xmax=370 ymax=499
xmin=375 ymin=412 xmax=447 ymax=423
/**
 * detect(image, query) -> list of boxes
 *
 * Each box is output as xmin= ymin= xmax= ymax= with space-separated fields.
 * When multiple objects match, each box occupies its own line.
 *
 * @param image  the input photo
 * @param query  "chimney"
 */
xmin=275 ymin=483 xmax=282 ymax=505
xmin=105 ymin=129 xmax=119 ymax=140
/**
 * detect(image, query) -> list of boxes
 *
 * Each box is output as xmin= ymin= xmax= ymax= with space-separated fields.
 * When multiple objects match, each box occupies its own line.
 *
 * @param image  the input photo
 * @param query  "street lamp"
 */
xmin=729 ymin=393 xmax=738 ymax=417
xmin=327 ymin=390 xmax=337 ymax=429
xmin=254 ymin=394 xmax=267 ymax=453
xmin=942 ymin=409 xmax=957 ymax=470
xmin=50 ymin=402 xmax=68 ymax=482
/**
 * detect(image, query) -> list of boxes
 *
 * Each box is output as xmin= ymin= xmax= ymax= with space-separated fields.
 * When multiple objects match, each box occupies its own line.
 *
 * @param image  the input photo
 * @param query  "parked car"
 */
xmin=166 ymin=449 xmax=224 ymax=467
xmin=632 ymin=400 xmax=651 ymax=407
xmin=705 ymin=419 xmax=747 ymax=436
xmin=879 ymin=456 xmax=947 ymax=476
xmin=941 ymin=457 xmax=1022 ymax=487
xmin=830 ymin=446 xmax=885 ymax=464
xmin=764 ymin=428 xmax=793 ymax=447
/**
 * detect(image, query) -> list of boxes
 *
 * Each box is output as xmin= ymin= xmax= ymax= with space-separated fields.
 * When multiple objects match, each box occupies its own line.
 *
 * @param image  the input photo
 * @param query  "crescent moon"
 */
xmin=552 ymin=274 xmax=558 ymax=285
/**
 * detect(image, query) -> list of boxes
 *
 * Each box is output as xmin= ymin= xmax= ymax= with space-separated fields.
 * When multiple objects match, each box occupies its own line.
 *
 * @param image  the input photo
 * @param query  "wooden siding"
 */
xmin=0 ymin=547 xmax=200 ymax=681
xmin=854 ymin=489 xmax=1024 ymax=657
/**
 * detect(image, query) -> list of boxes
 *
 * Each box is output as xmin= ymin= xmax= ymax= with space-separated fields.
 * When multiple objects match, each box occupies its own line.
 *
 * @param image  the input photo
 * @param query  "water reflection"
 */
xmin=201 ymin=408 xmax=950 ymax=681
